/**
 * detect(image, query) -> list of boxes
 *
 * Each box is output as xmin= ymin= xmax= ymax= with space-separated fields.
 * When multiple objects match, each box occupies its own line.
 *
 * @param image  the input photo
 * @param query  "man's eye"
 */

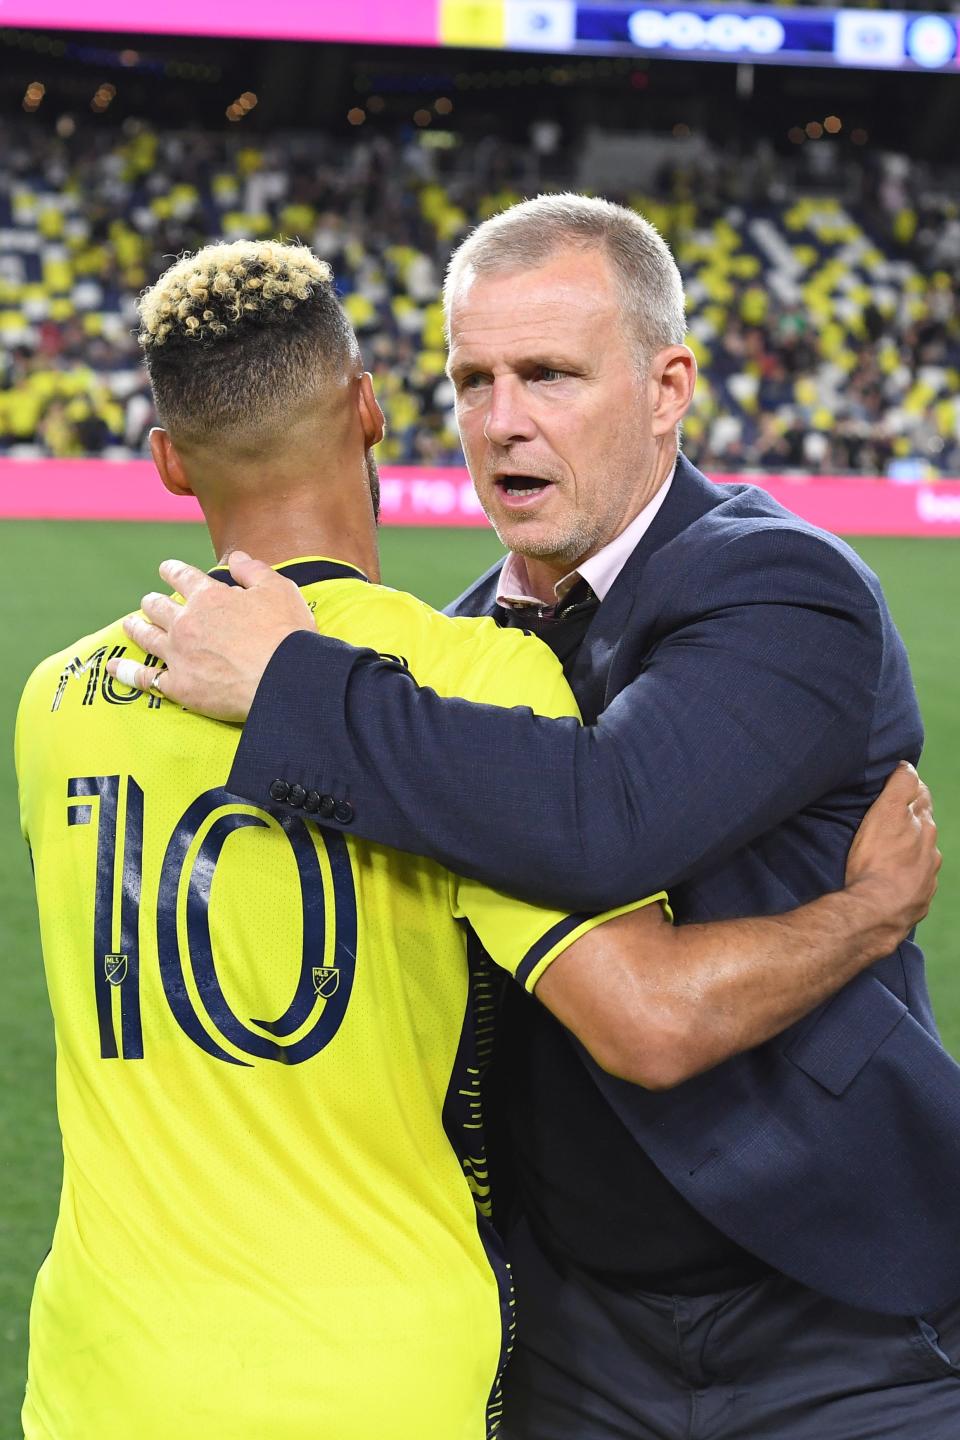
xmin=459 ymin=373 xmax=490 ymax=390
xmin=536 ymin=367 xmax=566 ymax=382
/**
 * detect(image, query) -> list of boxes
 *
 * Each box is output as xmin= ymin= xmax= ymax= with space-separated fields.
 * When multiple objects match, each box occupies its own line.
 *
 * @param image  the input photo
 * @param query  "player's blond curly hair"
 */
xmin=138 ymin=240 xmax=333 ymax=348
xmin=138 ymin=239 xmax=358 ymax=449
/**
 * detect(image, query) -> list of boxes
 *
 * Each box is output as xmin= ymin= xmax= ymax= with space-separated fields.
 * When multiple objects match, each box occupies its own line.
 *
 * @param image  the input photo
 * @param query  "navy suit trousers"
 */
xmin=500 ymin=1217 xmax=960 ymax=1440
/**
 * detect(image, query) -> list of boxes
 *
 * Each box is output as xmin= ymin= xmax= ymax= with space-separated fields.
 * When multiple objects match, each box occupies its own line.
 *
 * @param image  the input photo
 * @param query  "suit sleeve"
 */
xmin=227 ymin=527 xmax=887 ymax=911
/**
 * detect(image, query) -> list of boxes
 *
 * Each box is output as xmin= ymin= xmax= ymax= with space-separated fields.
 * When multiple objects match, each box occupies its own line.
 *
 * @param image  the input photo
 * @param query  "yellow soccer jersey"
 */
xmin=16 ymin=556 xmax=663 ymax=1440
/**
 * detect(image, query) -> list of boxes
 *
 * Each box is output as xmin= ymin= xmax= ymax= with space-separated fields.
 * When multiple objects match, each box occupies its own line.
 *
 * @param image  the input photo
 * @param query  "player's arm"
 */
xmin=480 ymin=764 xmax=939 ymax=1088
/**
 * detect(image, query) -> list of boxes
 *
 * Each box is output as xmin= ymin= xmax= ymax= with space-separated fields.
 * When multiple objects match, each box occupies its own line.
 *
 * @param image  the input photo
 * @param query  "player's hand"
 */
xmin=844 ymin=761 xmax=941 ymax=948
xmin=104 ymin=552 xmax=314 ymax=721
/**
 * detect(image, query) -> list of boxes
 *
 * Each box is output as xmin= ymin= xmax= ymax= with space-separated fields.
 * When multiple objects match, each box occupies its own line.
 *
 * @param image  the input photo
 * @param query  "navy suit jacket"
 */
xmin=229 ymin=454 xmax=960 ymax=1316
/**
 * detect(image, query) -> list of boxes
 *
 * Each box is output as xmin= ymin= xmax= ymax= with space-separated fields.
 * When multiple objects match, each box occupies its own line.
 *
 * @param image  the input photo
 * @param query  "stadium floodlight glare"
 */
xmin=23 ymin=80 xmax=46 ymax=112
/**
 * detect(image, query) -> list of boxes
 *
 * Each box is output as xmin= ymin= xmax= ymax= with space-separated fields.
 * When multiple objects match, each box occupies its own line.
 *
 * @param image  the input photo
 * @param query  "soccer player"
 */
xmin=17 ymin=241 xmax=937 ymax=1440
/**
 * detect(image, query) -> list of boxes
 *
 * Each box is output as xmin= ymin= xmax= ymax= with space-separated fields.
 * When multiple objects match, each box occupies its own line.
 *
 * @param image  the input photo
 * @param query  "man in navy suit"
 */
xmin=118 ymin=197 xmax=960 ymax=1436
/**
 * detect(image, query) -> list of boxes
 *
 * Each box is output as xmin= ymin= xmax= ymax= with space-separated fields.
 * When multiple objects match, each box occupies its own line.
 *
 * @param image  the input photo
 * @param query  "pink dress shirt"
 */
xmin=495 ymin=464 xmax=677 ymax=611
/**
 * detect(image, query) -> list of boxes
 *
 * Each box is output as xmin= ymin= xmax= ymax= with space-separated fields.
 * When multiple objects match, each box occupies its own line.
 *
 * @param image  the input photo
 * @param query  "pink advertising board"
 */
xmin=715 ymin=473 xmax=960 ymax=538
xmin=0 ymin=0 xmax=437 ymax=45
xmin=2 ymin=460 xmax=960 ymax=537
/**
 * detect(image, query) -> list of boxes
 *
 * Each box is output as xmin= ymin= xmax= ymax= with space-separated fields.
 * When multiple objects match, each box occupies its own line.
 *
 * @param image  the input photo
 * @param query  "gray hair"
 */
xmin=443 ymin=193 xmax=687 ymax=369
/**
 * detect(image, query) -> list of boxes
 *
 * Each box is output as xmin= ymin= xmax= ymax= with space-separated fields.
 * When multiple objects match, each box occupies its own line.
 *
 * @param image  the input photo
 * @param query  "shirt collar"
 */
xmin=496 ymin=463 xmax=676 ymax=610
xmin=208 ymin=556 xmax=369 ymax=588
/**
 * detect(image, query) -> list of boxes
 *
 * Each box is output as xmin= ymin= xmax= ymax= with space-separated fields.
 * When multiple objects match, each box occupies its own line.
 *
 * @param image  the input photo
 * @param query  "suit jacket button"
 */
xmin=333 ymin=800 xmax=354 ymax=824
xmin=318 ymin=794 xmax=336 ymax=819
xmin=303 ymin=790 xmax=321 ymax=813
xmin=288 ymin=784 xmax=306 ymax=808
xmin=269 ymin=779 xmax=290 ymax=802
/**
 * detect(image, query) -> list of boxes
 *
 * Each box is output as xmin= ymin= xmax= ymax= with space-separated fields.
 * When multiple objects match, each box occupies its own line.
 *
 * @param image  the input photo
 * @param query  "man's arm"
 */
xmin=114 ymin=532 xmax=903 ymax=911
xmin=533 ymin=763 xmax=939 ymax=1088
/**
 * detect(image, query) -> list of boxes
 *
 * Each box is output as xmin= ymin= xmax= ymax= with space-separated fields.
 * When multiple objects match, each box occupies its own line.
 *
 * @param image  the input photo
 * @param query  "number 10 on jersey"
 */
xmin=68 ymin=775 xmax=358 ymax=1067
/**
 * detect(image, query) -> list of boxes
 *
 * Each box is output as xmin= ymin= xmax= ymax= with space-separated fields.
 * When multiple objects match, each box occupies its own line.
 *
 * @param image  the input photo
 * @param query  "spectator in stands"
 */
xmin=1 ymin=118 xmax=957 ymax=477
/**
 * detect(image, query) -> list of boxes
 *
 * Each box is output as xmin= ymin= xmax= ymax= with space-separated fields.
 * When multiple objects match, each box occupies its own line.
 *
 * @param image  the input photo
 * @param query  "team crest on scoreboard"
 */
xmin=104 ymin=953 xmax=128 ymax=986
xmin=312 ymin=966 xmax=340 ymax=999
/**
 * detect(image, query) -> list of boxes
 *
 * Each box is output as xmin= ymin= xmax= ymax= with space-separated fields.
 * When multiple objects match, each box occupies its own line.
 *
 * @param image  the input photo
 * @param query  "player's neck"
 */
xmin=204 ymin=492 xmax=381 ymax=582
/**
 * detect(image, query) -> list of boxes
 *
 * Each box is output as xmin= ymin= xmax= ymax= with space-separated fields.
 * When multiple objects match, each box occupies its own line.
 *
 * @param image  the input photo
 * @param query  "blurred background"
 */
xmin=1 ymin=0 xmax=959 ymax=1428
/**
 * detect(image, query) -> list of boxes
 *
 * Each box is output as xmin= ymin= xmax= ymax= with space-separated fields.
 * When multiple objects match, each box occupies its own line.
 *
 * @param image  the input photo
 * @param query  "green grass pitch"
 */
xmin=0 ymin=521 xmax=957 ymax=1429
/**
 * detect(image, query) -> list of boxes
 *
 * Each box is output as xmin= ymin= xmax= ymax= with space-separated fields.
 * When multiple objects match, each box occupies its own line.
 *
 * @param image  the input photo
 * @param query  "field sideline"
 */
xmin=0 ymin=521 xmax=957 ymax=1430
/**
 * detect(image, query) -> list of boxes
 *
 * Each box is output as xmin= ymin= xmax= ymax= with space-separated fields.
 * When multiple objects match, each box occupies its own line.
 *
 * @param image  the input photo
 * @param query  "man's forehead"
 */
xmin=448 ymin=254 xmax=620 ymax=352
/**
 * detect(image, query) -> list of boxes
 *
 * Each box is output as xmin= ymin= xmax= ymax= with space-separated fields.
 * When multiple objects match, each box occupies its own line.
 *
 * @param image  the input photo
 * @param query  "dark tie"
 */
xmin=495 ymin=578 xmax=600 ymax=676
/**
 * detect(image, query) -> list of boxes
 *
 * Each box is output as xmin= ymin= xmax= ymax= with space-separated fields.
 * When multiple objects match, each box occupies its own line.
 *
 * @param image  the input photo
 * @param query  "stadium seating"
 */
xmin=1 ymin=120 xmax=957 ymax=476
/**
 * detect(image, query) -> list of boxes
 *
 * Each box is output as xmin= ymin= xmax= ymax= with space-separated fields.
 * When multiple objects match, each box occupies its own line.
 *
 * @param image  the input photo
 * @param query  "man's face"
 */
xmin=448 ymin=247 xmax=663 ymax=576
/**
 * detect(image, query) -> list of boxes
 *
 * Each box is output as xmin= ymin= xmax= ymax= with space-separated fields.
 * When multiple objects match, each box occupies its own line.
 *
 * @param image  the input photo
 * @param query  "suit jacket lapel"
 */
xmin=568 ymin=458 xmax=725 ymax=719
xmin=446 ymin=458 xmax=728 ymax=720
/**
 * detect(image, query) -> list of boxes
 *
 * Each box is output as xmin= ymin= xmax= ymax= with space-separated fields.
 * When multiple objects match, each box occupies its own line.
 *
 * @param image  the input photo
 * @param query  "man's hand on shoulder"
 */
xmin=105 ymin=552 xmax=314 ymax=721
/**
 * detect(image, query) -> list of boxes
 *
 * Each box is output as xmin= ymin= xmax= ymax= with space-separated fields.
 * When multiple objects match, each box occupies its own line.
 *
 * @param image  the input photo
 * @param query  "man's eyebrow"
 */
xmin=448 ymin=354 xmax=580 ymax=380
xmin=523 ymin=356 xmax=579 ymax=371
xmin=447 ymin=358 xmax=481 ymax=381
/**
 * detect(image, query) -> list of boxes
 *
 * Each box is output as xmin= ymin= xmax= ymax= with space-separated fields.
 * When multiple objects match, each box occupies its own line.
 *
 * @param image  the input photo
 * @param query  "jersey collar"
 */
xmin=208 ymin=556 xmax=370 ymax=588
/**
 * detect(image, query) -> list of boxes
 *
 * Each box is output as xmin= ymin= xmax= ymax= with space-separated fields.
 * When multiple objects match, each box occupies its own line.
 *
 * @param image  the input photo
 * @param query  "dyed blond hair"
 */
xmin=138 ymin=239 xmax=358 ymax=449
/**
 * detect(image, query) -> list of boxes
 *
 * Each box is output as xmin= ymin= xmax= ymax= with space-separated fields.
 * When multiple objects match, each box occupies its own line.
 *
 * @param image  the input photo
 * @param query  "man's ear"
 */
xmin=650 ymin=346 xmax=698 ymax=437
xmin=357 ymin=372 xmax=386 ymax=448
xmin=149 ymin=428 xmax=195 ymax=497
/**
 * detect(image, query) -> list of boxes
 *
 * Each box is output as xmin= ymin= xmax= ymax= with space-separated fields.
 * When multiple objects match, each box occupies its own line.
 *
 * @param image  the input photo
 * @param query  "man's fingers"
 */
xmin=226 ymin=549 xmax=280 ymax=589
xmin=158 ymin=558 xmax=214 ymax=598
xmin=122 ymin=613 xmax=168 ymax=656
xmin=139 ymin=592 xmax=181 ymax=631
xmin=107 ymin=657 xmax=163 ymax=694
xmin=880 ymin=760 xmax=920 ymax=804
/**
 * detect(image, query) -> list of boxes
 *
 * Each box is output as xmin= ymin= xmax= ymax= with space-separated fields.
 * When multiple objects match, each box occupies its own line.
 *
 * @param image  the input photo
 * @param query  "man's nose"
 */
xmin=483 ymin=377 xmax=537 ymax=447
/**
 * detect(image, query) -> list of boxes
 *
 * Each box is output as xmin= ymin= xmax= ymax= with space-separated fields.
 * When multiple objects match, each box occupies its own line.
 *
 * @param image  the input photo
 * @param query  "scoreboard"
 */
xmin=3 ymin=0 xmax=959 ymax=73
xmin=443 ymin=2 xmax=960 ymax=72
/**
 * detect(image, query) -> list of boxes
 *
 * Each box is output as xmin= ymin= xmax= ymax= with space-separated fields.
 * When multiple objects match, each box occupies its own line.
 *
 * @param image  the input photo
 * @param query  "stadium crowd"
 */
xmin=1 ymin=119 xmax=958 ymax=477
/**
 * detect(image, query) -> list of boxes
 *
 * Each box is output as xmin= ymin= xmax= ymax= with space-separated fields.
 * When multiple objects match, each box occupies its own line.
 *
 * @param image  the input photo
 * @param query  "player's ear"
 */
xmin=149 ymin=428 xmax=195 ymax=497
xmin=357 ymin=372 xmax=385 ymax=448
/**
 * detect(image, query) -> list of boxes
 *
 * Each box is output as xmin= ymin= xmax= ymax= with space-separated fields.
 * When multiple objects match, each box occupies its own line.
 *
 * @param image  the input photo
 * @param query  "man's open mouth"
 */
xmin=495 ymin=475 xmax=552 ymax=499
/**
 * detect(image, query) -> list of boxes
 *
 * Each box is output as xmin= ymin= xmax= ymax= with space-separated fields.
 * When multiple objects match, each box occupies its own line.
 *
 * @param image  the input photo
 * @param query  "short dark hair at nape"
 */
xmin=138 ymin=240 xmax=359 ymax=449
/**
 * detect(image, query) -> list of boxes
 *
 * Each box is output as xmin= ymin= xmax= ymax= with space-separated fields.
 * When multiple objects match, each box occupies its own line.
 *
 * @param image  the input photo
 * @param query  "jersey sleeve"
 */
xmin=14 ymin=662 xmax=46 ymax=843
xmin=450 ymin=879 xmax=669 ymax=993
